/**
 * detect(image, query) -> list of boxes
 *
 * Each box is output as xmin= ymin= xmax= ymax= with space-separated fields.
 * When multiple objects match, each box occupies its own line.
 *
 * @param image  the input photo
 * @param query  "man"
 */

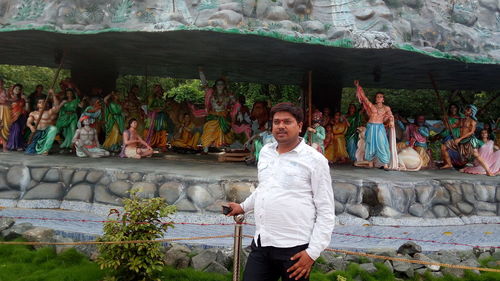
xmin=29 ymin=84 xmax=46 ymax=112
xmin=226 ymin=102 xmax=335 ymax=281
xmin=72 ymin=115 xmax=110 ymax=158
xmin=441 ymin=105 xmax=494 ymax=176
xmin=26 ymin=90 xmax=66 ymax=155
xmin=354 ymin=80 xmax=394 ymax=168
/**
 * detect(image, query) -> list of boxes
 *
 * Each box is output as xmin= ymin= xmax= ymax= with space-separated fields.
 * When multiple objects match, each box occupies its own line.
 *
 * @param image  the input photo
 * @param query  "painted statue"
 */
xmin=398 ymin=115 xmax=431 ymax=168
xmin=231 ymin=95 xmax=252 ymax=145
xmin=330 ymin=112 xmax=349 ymax=163
xmin=26 ymin=90 xmax=65 ymax=155
xmin=7 ymin=84 xmax=28 ymax=151
xmin=102 ymin=91 xmax=125 ymax=152
xmin=199 ymin=70 xmax=234 ymax=153
xmin=304 ymin=110 xmax=326 ymax=153
xmin=72 ymin=115 xmax=110 ymax=158
xmin=56 ymin=88 xmax=81 ymax=150
xmin=0 ymin=78 xmax=11 ymax=152
xmin=80 ymin=97 xmax=103 ymax=128
xmin=244 ymin=126 xmax=275 ymax=164
xmin=321 ymin=107 xmax=331 ymax=127
xmin=122 ymin=85 xmax=144 ymax=133
xmin=121 ymin=118 xmax=154 ymax=159
xmin=250 ymin=101 xmax=270 ymax=135
xmin=354 ymin=80 xmax=396 ymax=169
xmin=143 ymin=84 xmax=170 ymax=150
xmin=345 ymin=103 xmax=362 ymax=161
xmin=29 ymin=84 xmax=46 ymax=112
xmin=441 ymin=105 xmax=495 ymax=176
xmin=171 ymin=113 xmax=201 ymax=150
xmin=323 ymin=125 xmax=334 ymax=164
xmin=461 ymin=129 xmax=499 ymax=175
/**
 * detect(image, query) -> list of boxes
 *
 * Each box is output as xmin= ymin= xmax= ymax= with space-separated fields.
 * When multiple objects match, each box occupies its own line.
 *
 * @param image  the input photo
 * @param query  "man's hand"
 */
xmin=287 ymin=250 xmax=314 ymax=280
xmin=225 ymin=202 xmax=244 ymax=216
xmin=307 ymin=127 xmax=316 ymax=133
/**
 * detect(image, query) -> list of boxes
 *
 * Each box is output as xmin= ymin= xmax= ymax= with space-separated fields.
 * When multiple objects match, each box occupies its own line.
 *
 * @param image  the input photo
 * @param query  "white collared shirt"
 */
xmin=240 ymin=138 xmax=335 ymax=260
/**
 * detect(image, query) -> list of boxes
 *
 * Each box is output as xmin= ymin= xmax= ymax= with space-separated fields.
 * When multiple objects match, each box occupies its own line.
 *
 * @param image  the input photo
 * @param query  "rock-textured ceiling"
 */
xmin=0 ymin=0 xmax=499 ymax=89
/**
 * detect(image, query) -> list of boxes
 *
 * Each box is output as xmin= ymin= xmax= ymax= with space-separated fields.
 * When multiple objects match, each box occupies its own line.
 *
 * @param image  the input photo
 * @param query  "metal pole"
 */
xmin=232 ymin=214 xmax=245 ymax=281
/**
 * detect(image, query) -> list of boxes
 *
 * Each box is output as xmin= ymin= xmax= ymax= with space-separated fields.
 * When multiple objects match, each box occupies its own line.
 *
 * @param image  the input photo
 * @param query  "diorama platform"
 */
xmin=0 ymin=152 xmax=498 ymax=225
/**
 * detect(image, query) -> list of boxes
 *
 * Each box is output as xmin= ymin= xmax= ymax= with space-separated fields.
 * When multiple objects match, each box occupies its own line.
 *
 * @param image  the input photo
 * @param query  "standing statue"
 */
xmin=441 ymin=105 xmax=495 ymax=176
xmin=171 ymin=113 xmax=201 ymax=150
xmin=122 ymin=85 xmax=144 ymax=133
xmin=304 ymin=110 xmax=326 ymax=153
xmin=102 ymin=91 xmax=125 ymax=152
xmin=72 ymin=116 xmax=110 ymax=158
xmin=7 ymin=84 xmax=28 ymax=151
xmin=121 ymin=118 xmax=154 ymax=159
xmin=199 ymin=69 xmax=234 ymax=153
xmin=143 ymin=84 xmax=170 ymax=151
xmin=354 ymin=80 xmax=396 ymax=169
xmin=0 ymin=78 xmax=11 ymax=152
xmin=330 ymin=112 xmax=349 ymax=163
xmin=28 ymin=84 xmax=45 ymax=112
xmin=321 ymin=107 xmax=331 ymax=127
xmin=345 ymin=103 xmax=362 ymax=161
xmin=323 ymin=125 xmax=334 ymax=164
xmin=56 ymin=88 xmax=81 ymax=150
xmin=461 ymin=129 xmax=499 ymax=175
xmin=26 ymin=90 xmax=65 ymax=155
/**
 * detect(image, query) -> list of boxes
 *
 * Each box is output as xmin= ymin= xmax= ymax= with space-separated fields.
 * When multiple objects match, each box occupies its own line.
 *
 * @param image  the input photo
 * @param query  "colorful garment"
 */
xmin=56 ymin=98 xmax=79 ymax=148
xmin=364 ymin=122 xmax=390 ymax=164
xmin=304 ymin=125 xmax=326 ymax=153
xmin=103 ymin=102 xmax=124 ymax=152
xmin=403 ymin=123 xmax=430 ymax=167
xmin=25 ymin=126 xmax=58 ymax=155
xmin=444 ymin=136 xmax=483 ymax=165
xmin=171 ymin=122 xmax=201 ymax=150
xmin=331 ymin=122 xmax=349 ymax=162
xmin=231 ymin=102 xmax=252 ymax=144
xmin=345 ymin=112 xmax=361 ymax=161
xmin=201 ymin=111 xmax=233 ymax=148
xmin=463 ymin=140 xmax=500 ymax=175
xmin=144 ymin=97 xmax=171 ymax=148
xmin=0 ymin=90 xmax=11 ymax=143
xmin=7 ymin=98 xmax=27 ymax=150
xmin=439 ymin=116 xmax=460 ymax=141
xmin=253 ymin=131 xmax=275 ymax=162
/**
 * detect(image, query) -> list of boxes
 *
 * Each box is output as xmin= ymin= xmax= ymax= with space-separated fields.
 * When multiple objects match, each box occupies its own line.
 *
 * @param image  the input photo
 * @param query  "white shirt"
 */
xmin=240 ymin=138 xmax=335 ymax=260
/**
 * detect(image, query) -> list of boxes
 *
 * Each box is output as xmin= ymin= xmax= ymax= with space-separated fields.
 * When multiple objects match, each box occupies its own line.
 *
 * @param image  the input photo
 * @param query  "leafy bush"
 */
xmin=97 ymin=189 xmax=177 ymax=281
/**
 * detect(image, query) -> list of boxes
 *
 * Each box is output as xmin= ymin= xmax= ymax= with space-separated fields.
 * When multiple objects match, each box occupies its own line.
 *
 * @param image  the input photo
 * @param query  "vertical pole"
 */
xmin=308 ymin=71 xmax=312 ymax=144
xmin=232 ymin=214 xmax=245 ymax=281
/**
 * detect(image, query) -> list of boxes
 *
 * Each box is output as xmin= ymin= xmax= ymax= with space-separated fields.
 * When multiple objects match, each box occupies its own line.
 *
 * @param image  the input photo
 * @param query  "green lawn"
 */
xmin=0 ymin=241 xmax=498 ymax=281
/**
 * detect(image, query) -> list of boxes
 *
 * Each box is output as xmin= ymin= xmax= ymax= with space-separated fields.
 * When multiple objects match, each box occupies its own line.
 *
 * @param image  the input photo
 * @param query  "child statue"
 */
xmin=304 ymin=110 xmax=326 ymax=153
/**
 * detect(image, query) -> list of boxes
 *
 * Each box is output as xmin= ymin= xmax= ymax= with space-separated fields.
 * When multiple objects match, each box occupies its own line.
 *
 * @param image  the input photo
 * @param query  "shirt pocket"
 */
xmin=282 ymin=167 xmax=309 ymax=189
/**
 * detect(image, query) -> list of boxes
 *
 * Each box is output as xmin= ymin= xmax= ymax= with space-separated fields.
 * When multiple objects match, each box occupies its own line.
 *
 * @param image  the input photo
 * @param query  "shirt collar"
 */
xmin=272 ymin=137 xmax=305 ymax=154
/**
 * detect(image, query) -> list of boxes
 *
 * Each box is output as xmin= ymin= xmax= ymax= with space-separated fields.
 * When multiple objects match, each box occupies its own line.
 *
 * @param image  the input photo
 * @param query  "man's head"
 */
xmin=36 ymin=97 xmax=47 ymax=111
xmin=415 ymin=115 xmax=426 ymax=126
xmin=312 ymin=110 xmax=322 ymax=125
xmin=375 ymin=92 xmax=385 ymax=104
xmin=128 ymin=118 xmax=138 ymax=129
xmin=130 ymin=85 xmax=139 ymax=95
xmin=35 ymin=84 xmax=43 ymax=93
xmin=66 ymin=88 xmax=75 ymax=100
xmin=13 ymin=84 xmax=23 ymax=96
xmin=153 ymin=84 xmax=163 ymax=96
xmin=270 ymin=103 xmax=303 ymax=145
xmin=322 ymin=107 xmax=331 ymax=116
xmin=464 ymin=104 xmax=478 ymax=120
xmin=448 ymin=104 xmax=459 ymax=116
xmin=348 ymin=103 xmax=357 ymax=115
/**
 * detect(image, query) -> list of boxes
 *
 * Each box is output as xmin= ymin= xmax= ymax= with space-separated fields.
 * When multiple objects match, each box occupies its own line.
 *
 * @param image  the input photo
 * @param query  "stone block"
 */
xmin=353 ymin=8 xmax=375 ymax=20
xmin=225 ymin=182 xmax=254 ymax=203
xmin=474 ymin=185 xmax=496 ymax=202
xmin=333 ymin=182 xmax=359 ymax=204
xmin=23 ymin=183 xmax=64 ymax=200
xmin=72 ymin=171 xmax=87 ymax=184
xmin=444 ymin=184 xmax=463 ymax=204
xmin=61 ymin=169 xmax=74 ymax=187
xmin=192 ymin=249 xmax=218 ymax=270
xmin=461 ymin=184 xmax=476 ymax=204
xmin=301 ymin=20 xmax=325 ymax=34
xmin=114 ymin=172 xmax=128 ymax=180
xmin=432 ymin=205 xmax=449 ymax=218
xmin=7 ymin=165 xmax=30 ymax=190
xmin=335 ymin=201 xmax=345 ymax=214
xmin=22 ymin=226 xmax=55 ymax=242
xmin=109 ymin=181 xmax=131 ymax=198
xmin=1 ymin=223 xmax=34 ymax=240
xmin=392 ymin=187 xmax=409 ymax=213
xmin=346 ymin=204 xmax=369 ymax=219
xmin=0 ymin=190 xmax=21 ymax=199
xmin=208 ymin=10 xmax=243 ymax=28
xmin=30 ymin=168 xmax=48 ymax=181
xmin=265 ymin=6 xmax=288 ymax=21
xmin=376 ymin=184 xmax=392 ymax=206
xmin=431 ymin=186 xmax=450 ymax=204
xmin=414 ymin=253 xmax=440 ymax=271
xmin=415 ymin=185 xmax=433 ymax=205
xmin=187 ymin=185 xmax=214 ymax=208
xmin=475 ymin=201 xmax=496 ymax=212
xmin=0 ymin=218 xmax=15 ymax=232
xmin=380 ymin=206 xmax=401 ymax=217
xmin=204 ymin=261 xmax=230 ymax=274
xmin=359 ymin=263 xmax=377 ymax=273
xmin=132 ymin=182 xmax=157 ymax=198
xmin=175 ymin=198 xmax=198 ymax=212
xmin=86 ymin=171 xmax=104 ymax=184
xmin=397 ymin=242 xmax=422 ymax=256
xmin=457 ymin=202 xmax=474 ymax=214
xmin=65 ymin=183 xmax=92 ymax=202
xmin=159 ymin=182 xmax=184 ymax=204
xmin=164 ymin=243 xmax=191 ymax=269
xmin=98 ymin=175 xmax=111 ymax=186
xmin=43 ymin=168 xmax=60 ymax=182
xmin=392 ymin=258 xmax=412 ymax=273
xmin=129 ymin=172 xmax=143 ymax=182
xmin=206 ymin=183 xmax=224 ymax=200
xmin=94 ymin=185 xmax=122 ymax=206
xmin=409 ymin=203 xmax=425 ymax=217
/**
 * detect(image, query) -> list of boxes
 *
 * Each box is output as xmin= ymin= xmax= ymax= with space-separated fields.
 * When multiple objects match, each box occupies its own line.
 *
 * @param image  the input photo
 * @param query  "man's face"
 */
xmin=37 ymin=100 xmax=45 ymax=110
xmin=36 ymin=86 xmax=43 ymax=93
xmin=272 ymin=111 xmax=302 ymax=144
xmin=464 ymin=107 xmax=472 ymax=116
xmin=375 ymin=93 xmax=384 ymax=103
xmin=13 ymin=86 xmax=21 ymax=95
xmin=66 ymin=90 xmax=74 ymax=99
xmin=450 ymin=105 xmax=458 ymax=115
xmin=348 ymin=105 xmax=356 ymax=115
xmin=131 ymin=120 xmax=138 ymax=129
xmin=216 ymin=81 xmax=225 ymax=92
xmin=83 ymin=119 xmax=90 ymax=127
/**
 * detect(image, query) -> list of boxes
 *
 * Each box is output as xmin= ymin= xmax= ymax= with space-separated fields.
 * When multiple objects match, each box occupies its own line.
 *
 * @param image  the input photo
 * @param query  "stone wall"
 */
xmin=0 ymin=163 xmax=498 ymax=219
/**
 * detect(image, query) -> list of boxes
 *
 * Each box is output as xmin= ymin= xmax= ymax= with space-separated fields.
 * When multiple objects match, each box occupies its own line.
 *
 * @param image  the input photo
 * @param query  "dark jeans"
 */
xmin=243 ymin=237 xmax=310 ymax=281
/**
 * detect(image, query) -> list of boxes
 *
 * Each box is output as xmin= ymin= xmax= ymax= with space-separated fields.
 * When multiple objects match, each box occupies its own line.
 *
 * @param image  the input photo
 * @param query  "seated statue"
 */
xmin=72 ymin=116 xmax=110 ymax=158
xmin=171 ymin=113 xmax=201 ymax=151
xmin=121 ymin=118 xmax=154 ymax=159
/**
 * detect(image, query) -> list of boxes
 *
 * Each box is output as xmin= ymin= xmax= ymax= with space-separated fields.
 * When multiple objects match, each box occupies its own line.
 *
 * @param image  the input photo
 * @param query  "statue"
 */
xmin=80 ymin=97 xmax=103 ymax=129
xmin=28 ymin=84 xmax=45 ymax=112
xmin=72 ymin=116 xmax=110 ymax=158
xmin=102 ymin=91 xmax=125 ymax=152
xmin=353 ymin=126 xmax=370 ymax=167
xmin=354 ymin=80 xmax=395 ymax=169
xmin=330 ymin=112 xmax=349 ymax=163
xmin=26 ymin=90 xmax=65 ymax=155
xmin=345 ymin=103 xmax=362 ymax=161
xmin=230 ymin=95 xmax=252 ymax=145
xmin=321 ymin=107 xmax=331 ymax=127
xmin=55 ymin=88 xmax=81 ymax=150
xmin=461 ymin=129 xmax=499 ymax=175
xmin=304 ymin=110 xmax=326 ymax=153
xmin=122 ymin=85 xmax=144 ymax=133
xmin=441 ymin=105 xmax=495 ymax=176
xmin=7 ymin=84 xmax=28 ymax=151
xmin=121 ymin=118 xmax=154 ymax=159
xmin=397 ymin=147 xmax=423 ymax=171
xmin=250 ymin=100 xmax=270 ymax=135
xmin=171 ymin=113 xmax=201 ymax=150
xmin=398 ymin=115 xmax=431 ymax=168
xmin=199 ymin=69 xmax=234 ymax=153
xmin=0 ymin=78 xmax=10 ymax=152
xmin=143 ymin=84 xmax=170 ymax=151
xmin=244 ymin=126 xmax=275 ymax=165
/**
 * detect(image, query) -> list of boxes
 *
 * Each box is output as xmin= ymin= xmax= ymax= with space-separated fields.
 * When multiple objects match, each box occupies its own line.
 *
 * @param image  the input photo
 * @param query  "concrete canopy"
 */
xmin=1 ymin=29 xmax=499 ymax=90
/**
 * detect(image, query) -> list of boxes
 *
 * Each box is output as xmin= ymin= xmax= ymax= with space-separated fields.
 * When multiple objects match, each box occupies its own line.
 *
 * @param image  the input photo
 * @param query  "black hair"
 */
xmin=270 ymin=102 xmax=304 ymax=123
xmin=127 ymin=118 xmax=137 ymax=129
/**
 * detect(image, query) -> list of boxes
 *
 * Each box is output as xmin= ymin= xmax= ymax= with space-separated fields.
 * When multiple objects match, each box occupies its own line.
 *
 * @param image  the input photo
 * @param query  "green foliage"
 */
xmin=166 ymin=79 xmax=205 ymax=104
xmin=0 ymin=65 xmax=71 ymax=95
xmin=97 ymin=189 xmax=177 ymax=281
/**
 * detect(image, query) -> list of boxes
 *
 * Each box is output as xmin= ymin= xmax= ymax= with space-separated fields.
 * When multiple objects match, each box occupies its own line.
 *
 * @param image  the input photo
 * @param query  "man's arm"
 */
xmin=26 ymin=113 xmax=36 ymax=132
xmin=305 ymin=157 xmax=335 ymax=260
xmin=354 ymin=80 xmax=373 ymax=113
xmin=458 ymin=120 xmax=476 ymax=141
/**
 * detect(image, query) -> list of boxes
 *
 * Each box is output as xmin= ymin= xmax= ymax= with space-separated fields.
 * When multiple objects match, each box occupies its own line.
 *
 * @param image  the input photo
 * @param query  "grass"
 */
xmin=0 ymin=241 xmax=499 ymax=281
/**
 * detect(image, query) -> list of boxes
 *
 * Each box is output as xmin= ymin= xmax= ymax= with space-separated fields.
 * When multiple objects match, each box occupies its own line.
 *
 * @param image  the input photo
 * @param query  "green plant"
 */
xmin=97 ymin=189 xmax=177 ymax=281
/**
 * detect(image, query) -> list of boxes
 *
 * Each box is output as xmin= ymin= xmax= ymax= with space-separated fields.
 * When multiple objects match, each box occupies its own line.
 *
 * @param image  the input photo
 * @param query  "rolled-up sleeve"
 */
xmin=305 ymin=157 xmax=335 ymax=260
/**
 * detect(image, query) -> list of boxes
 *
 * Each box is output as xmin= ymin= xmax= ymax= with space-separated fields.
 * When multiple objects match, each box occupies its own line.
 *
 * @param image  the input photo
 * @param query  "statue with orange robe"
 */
xmin=198 ymin=70 xmax=234 ymax=153
xmin=171 ymin=113 xmax=201 ymax=150
xmin=330 ymin=112 xmax=349 ymax=163
xmin=143 ymin=84 xmax=171 ymax=151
